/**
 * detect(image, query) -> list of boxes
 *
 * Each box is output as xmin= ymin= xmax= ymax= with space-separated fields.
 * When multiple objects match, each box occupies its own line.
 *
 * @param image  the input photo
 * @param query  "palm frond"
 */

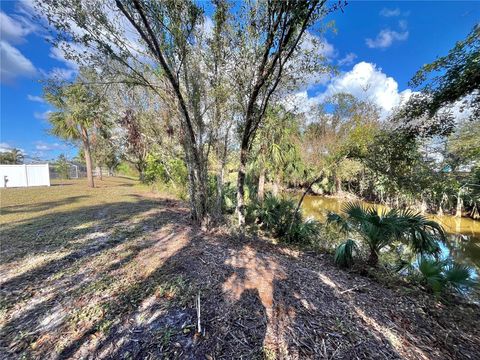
xmin=326 ymin=212 xmax=350 ymax=233
xmin=334 ymin=239 xmax=358 ymax=268
xmin=444 ymin=262 xmax=477 ymax=292
xmin=342 ymin=202 xmax=369 ymax=222
xmin=418 ymin=257 xmax=445 ymax=294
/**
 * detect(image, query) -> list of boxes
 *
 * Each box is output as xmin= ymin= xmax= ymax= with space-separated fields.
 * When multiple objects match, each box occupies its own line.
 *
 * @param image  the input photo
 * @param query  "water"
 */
xmin=299 ymin=195 xmax=480 ymax=271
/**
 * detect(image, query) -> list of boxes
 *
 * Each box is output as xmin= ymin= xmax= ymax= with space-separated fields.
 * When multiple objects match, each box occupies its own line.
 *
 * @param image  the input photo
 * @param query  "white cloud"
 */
xmin=27 ymin=94 xmax=45 ymax=103
xmin=0 ymin=40 xmax=36 ymax=83
xmin=318 ymin=62 xmax=412 ymax=114
xmin=0 ymin=142 xmax=25 ymax=154
xmin=380 ymin=8 xmax=410 ymax=17
xmin=380 ymin=8 xmax=401 ymax=17
xmin=45 ymin=67 xmax=76 ymax=81
xmin=34 ymin=110 xmax=53 ymax=120
xmin=286 ymin=62 xmax=413 ymax=117
xmin=0 ymin=10 xmax=38 ymax=84
xmin=300 ymin=31 xmax=336 ymax=59
xmin=34 ymin=141 xmax=66 ymax=151
xmin=366 ymin=28 xmax=409 ymax=49
xmin=0 ymin=11 xmax=33 ymax=44
xmin=338 ymin=52 xmax=357 ymax=67
xmin=0 ymin=142 xmax=14 ymax=153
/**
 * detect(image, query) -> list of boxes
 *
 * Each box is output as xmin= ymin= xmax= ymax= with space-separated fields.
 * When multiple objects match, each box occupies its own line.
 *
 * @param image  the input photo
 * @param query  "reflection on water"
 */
xmin=300 ymin=195 xmax=480 ymax=270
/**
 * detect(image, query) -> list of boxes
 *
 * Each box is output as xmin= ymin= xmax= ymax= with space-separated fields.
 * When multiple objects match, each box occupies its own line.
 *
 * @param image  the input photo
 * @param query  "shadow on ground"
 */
xmin=1 ymin=194 xmax=479 ymax=359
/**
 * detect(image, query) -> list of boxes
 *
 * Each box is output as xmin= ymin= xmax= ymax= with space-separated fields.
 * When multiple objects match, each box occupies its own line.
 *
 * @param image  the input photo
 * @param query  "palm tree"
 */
xmin=10 ymin=148 xmax=24 ymax=164
xmin=253 ymin=106 xmax=300 ymax=202
xmin=328 ymin=202 xmax=446 ymax=266
xmin=44 ymin=76 xmax=102 ymax=188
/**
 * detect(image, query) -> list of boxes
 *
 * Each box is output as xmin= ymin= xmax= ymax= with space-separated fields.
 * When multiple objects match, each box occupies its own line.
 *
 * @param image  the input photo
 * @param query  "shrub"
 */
xmin=417 ymin=257 xmax=477 ymax=295
xmin=246 ymin=194 xmax=321 ymax=245
xmin=327 ymin=202 xmax=445 ymax=267
xmin=334 ymin=239 xmax=358 ymax=268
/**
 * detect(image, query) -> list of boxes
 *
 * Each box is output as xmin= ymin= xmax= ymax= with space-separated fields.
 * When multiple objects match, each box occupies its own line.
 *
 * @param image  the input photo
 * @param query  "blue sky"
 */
xmin=1 ymin=1 xmax=479 ymax=161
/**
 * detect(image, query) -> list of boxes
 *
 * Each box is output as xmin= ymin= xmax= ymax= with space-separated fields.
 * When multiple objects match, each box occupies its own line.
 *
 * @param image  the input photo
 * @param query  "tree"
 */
xmin=91 ymin=127 xmax=118 ymax=180
xmin=328 ymin=202 xmax=446 ymax=267
xmin=395 ymin=24 xmax=479 ymax=137
xmin=233 ymin=0 xmax=340 ymax=225
xmin=251 ymin=106 xmax=301 ymax=201
xmin=55 ymin=154 xmax=70 ymax=179
xmin=0 ymin=148 xmax=24 ymax=164
xmin=44 ymin=74 xmax=104 ymax=188
xmin=36 ymin=0 xmax=343 ymax=226
xmin=447 ymin=117 xmax=480 ymax=166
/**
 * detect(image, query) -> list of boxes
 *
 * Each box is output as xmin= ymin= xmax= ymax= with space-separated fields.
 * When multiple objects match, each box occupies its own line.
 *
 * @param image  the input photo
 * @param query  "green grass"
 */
xmin=0 ymin=177 xmax=194 ymax=358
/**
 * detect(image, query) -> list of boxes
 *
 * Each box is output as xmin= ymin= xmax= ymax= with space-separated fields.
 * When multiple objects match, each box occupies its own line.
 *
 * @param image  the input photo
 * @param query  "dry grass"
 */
xmin=0 ymin=177 xmax=479 ymax=359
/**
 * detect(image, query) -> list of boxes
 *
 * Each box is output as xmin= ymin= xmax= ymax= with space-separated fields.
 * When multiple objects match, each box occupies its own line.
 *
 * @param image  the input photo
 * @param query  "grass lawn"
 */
xmin=1 ymin=177 xmax=479 ymax=359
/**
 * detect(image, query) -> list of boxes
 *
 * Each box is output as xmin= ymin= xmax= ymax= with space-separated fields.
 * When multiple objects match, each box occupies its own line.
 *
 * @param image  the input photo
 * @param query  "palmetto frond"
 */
xmin=333 ymin=202 xmax=446 ymax=266
xmin=418 ymin=257 xmax=477 ymax=294
xmin=342 ymin=202 xmax=369 ymax=223
xmin=326 ymin=212 xmax=350 ymax=233
xmin=48 ymin=111 xmax=81 ymax=140
xmin=444 ymin=262 xmax=477 ymax=291
xmin=395 ymin=209 xmax=445 ymax=255
xmin=418 ymin=257 xmax=445 ymax=294
xmin=334 ymin=239 xmax=358 ymax=268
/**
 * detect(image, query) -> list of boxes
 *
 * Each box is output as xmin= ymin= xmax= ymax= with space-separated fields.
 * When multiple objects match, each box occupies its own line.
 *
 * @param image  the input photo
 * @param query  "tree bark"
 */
xmin=456 ymin=188 xmax=463 ymax=217
xmin=258 ymin=166 xmax=265 ymax=203
xmin=236 ymin=147 xmax=247 ymax=226
xmin=81 ymin=126 xmax=94 ymax=188
xmin=215 ymin=167 xmax=224 ymax=218
xmin=334 ymin=176 xmax=342 ymax=194
xmin=368 ymin=250 xmax=379 ymax=267
xmin=272 ymin=174 xmax=280 ymax=197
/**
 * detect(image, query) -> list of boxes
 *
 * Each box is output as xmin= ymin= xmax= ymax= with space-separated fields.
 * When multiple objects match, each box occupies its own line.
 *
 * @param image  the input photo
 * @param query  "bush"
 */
xmin=246 ymin=194 xmax=321 ymax=245
xmin=334 ymin=239 xmax=358 ymax=268
xmin=116 ymin=162 xmax=139 ymax=178
xmin=417 ymin=257 xmax=477 ymax=295
xmin=144 ymin=155 xmax=188 ymax=188
xmin=143 ymin=155 xmax=188 ymax=199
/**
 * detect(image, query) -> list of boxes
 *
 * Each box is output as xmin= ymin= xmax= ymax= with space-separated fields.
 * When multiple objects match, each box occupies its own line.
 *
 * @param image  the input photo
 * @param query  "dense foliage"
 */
xmin=328 ymin=202 xmax=446 ymax=266
xmin=246 ymin=194 xmax=322 ymax=246
xmin=0 ymin=149 xmax=24 ymax=165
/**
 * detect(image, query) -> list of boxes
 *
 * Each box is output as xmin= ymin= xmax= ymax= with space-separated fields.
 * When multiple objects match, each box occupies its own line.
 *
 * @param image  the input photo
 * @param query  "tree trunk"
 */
xmin=258 ymin=166 xmax=265 ymax=203
xmin=98 ymin=166 xmax=103 ymax=181
xmin=456 ymin=188 xmax=463 ymax=217
xmin=215 ymin=166 xmax=224 ymax=218
xmin=236 ymin=148 xmax=247 ymax=227
xmin=272 ymin=174 xmax=280 ymax=196
xmin=184 ymin=148 xmax=207 ymax=224
xmin=81 ymin=126 xmax=94 ymax=188
xmin=334 ymin=176 xmax=342 ymax=194
xmin=368 ymin=250 xmax=379 ymax=267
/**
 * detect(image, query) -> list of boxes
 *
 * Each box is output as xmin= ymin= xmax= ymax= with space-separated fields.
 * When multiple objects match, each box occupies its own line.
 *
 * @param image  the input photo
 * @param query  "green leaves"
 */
xmin=329 ymin=202 xmax=445 ymax=267
xmin=246 ymin=194 xmax=321 ymax=245
xmin=418 ymin=257 xmax=445 ymax=294
xmin=400 ymin=24 xmax=480 ymax=137
xmin=334 ymin=239 xmax=358 ymax=268
xmin=44 ymin=71 xmax=104 ymax=142
xmin=418 ymin=257 xmax=477 ymax=295
xmin=444 ymin=262 xmax=477 ymax=292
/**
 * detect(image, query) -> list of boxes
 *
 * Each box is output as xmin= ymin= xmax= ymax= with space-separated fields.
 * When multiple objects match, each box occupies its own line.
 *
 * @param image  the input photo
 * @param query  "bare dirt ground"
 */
xmin=1 ymin=177 xmax=479 ymax=359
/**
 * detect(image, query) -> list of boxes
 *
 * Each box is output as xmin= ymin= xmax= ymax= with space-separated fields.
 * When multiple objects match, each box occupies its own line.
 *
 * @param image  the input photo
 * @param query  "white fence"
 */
xmin=0 ymin=164 xmax=51 ymax=188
